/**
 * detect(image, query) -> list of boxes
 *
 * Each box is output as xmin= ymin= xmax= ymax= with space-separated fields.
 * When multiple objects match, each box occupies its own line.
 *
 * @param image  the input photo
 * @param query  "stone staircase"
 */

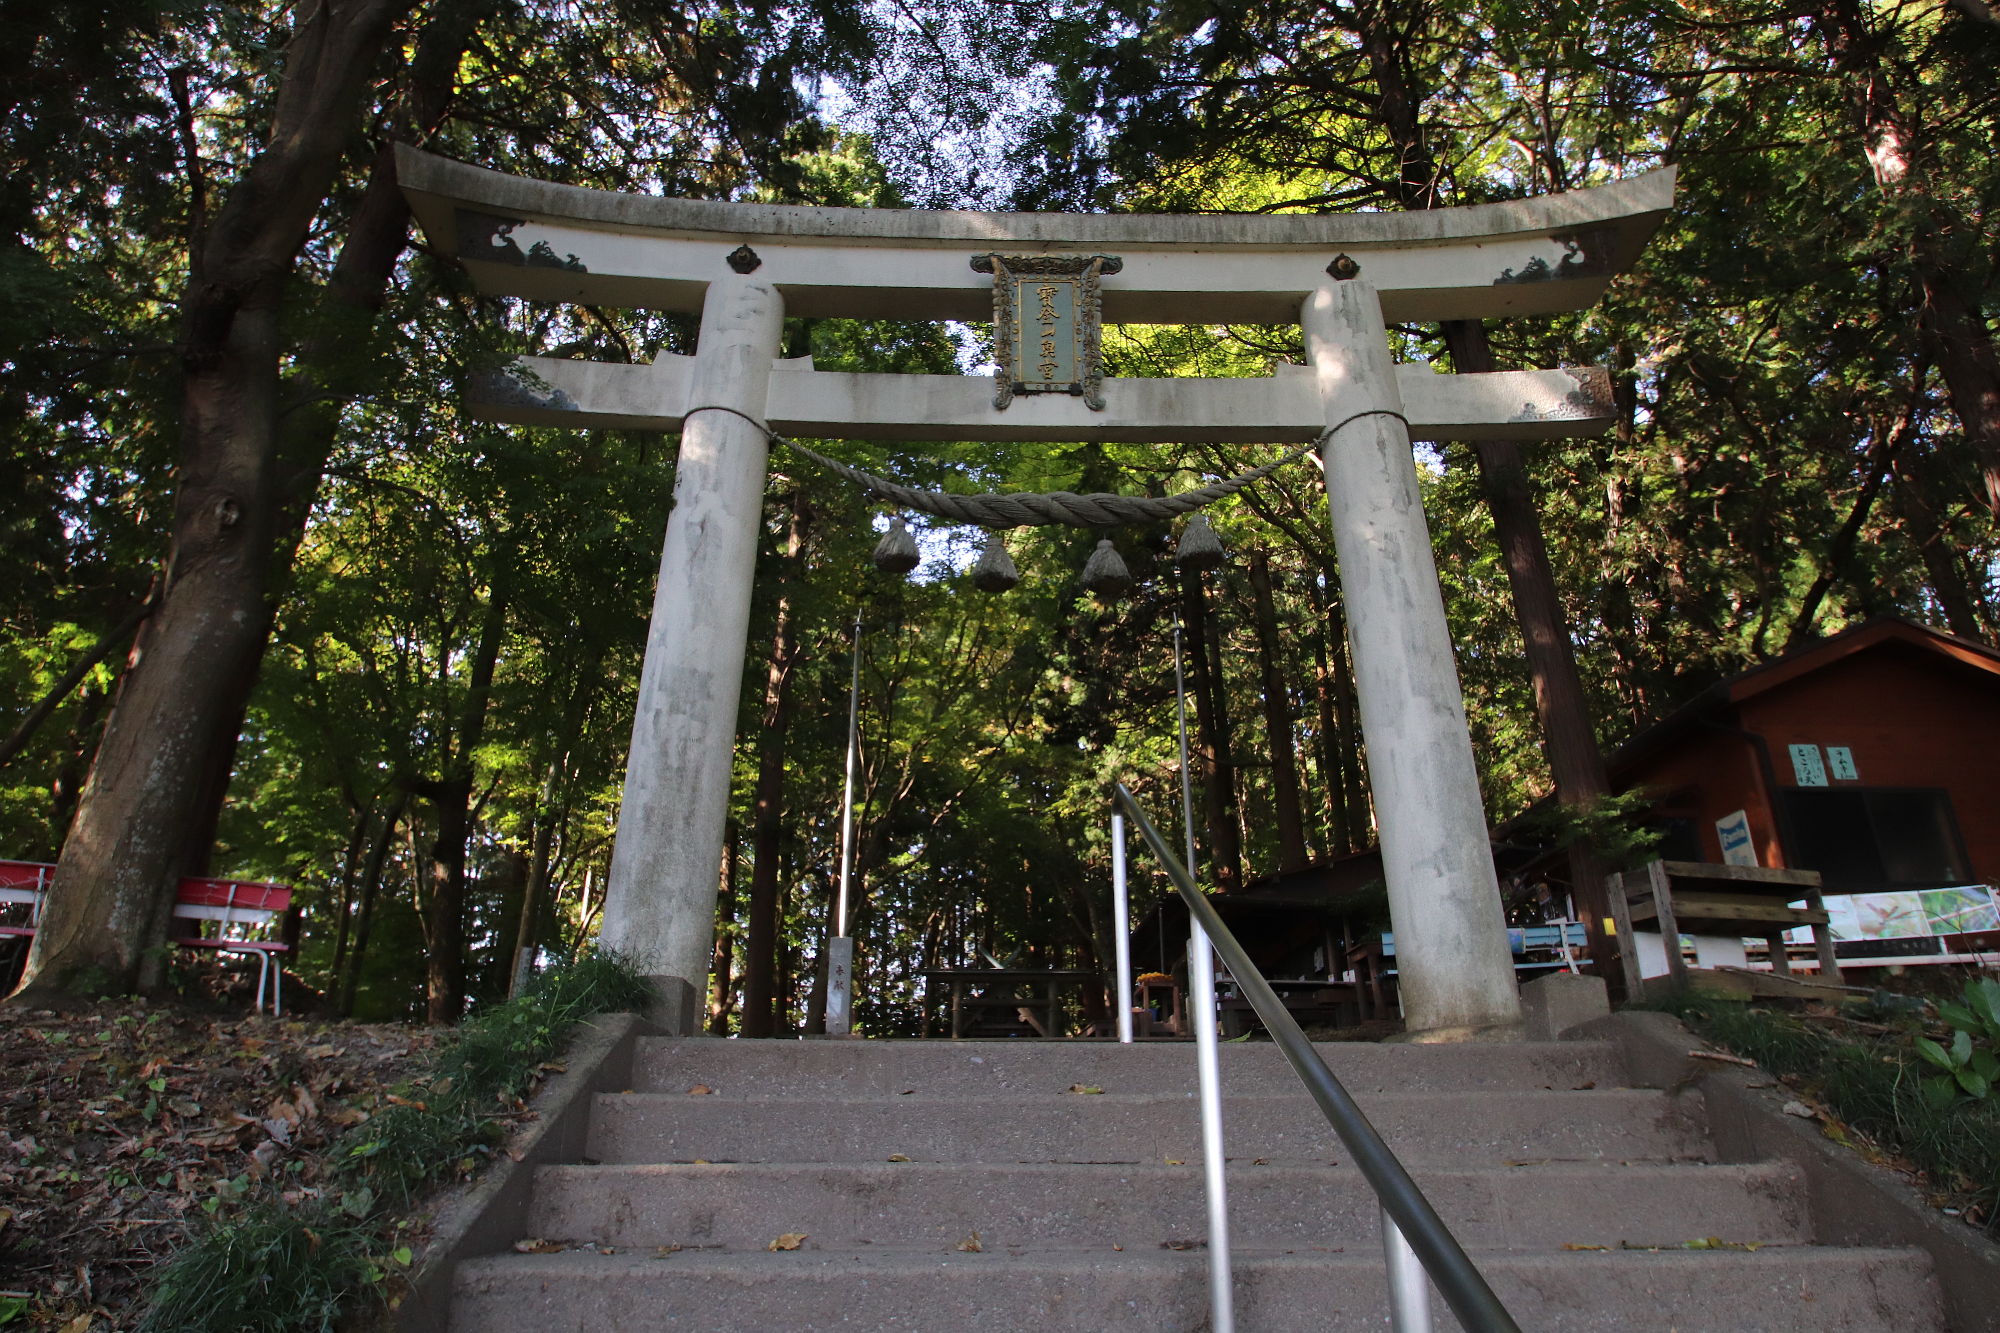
xmin=445 ymin=1035 xmax=1948 ymax=1331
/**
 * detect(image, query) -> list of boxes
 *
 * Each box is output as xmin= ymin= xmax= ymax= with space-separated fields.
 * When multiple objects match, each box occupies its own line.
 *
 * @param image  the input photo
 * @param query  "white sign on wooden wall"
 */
xmin=1715 ymin=809 xmax=1758 ymax=866
xmin=1789 ymin=744 xmax=1829 ymax=787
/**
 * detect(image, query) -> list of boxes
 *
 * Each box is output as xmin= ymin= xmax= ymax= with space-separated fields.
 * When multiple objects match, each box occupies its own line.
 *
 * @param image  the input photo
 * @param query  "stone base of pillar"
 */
xmin=1387 ymin=1021 xmax=1527 ymax=1045
xmin=1519 ymin=971 xmax=1611 ymax=1042
xmin=638 ymin=974 xmax=701 ymax=1036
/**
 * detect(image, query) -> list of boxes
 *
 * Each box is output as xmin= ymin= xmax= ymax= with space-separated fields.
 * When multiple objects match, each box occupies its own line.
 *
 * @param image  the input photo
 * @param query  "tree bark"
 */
xmin=803 ymin=909 xmax=829 ymax=1036
xmin=1917 ymin=276 xmax=2000 ymax=520
xmin=739 ymin=491 xmax=808 ymax=1037
xmin=1307 ymin=565 xmax=1367 ymax=854
xmin=1438 ymin=319 xmax=1622 ymax=986
xmin=508 ymin=656 xmax=592 ymax=996
xmin=507 ymin=758 xmax=563 ymax=997
xmin=10 ymin=0 xmax=412 ymax=1004
xmin=1308 ymin=581 xmax=1352 ymax=855
xmin=1247 ymin=550 xmax=1310 ymax=872
xmin=1348 ymin=5 xmax=1622 ymax=980
xmin=1330 ymin=598 xmax=1368 ymax=845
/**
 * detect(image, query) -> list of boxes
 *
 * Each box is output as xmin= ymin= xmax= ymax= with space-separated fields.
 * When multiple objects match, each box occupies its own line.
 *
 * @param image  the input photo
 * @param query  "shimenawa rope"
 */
xmin=678 ymin=403 xmax=1410 ymax=528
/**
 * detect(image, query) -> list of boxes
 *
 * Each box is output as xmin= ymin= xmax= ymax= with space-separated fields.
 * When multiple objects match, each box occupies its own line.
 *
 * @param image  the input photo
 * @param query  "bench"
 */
xmin=0 ymin=860 xmax=52 ymax=985
xmin=1605 ymin=859 xmax=1840 ymax=996
xmin=0 ymin=859 xmax=51 ymax=935
xmin=922 ymin=968 xmax=1099 ymax=1039
xmin=1217 ymin=978 xmax=1361 ymax=1036
xmin=1342 ymin=921 xmax=1589 ymax=1020
xmin=0 ymin=860 xmax=292 ymax=1013
xmin=172 ymin=877 xmax=294 ymax=1015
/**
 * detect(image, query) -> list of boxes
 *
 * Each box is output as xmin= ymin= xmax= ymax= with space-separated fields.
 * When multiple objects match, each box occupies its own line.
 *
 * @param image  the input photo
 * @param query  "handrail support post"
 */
xmin=1112 ymin=813 xmax=1134 ymax=1044
xmin=1189 ymin=923 xmax=1235 ymax=1333
xmin=1112 ymin=782 xmax=1519 ymax=1333
xmin=1382 ymin=1205 xmax=1435 ymax=1333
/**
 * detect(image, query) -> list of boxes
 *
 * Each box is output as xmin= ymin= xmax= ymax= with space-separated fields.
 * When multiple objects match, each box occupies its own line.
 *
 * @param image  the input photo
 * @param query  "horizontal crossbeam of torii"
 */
xmin=398 ymin=147 xmax=1675 ymax=1038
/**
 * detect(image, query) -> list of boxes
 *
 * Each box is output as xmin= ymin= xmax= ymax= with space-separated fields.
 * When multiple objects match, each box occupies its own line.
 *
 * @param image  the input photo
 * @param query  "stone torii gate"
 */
xmin=397 ymin=147 xmax=1674 ymax=1038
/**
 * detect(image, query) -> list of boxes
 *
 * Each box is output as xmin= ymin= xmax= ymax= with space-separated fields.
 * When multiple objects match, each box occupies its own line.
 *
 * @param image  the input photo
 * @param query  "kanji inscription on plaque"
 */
xmin=972 ymin=253 xmax=1121 ymax=411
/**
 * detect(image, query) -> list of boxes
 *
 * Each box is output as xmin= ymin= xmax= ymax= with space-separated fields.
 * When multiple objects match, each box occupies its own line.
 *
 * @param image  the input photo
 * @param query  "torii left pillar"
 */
xmin=1305 ymin=275 xmax=1522 ymax=1038
xmin=601 ymin=270 xmax=783 ymax=1026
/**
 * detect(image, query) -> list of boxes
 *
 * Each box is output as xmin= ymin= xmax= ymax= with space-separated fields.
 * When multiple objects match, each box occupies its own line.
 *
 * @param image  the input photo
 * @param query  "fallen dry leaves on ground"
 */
xmin=0 ymin=1000 xmax=440 ymax=1331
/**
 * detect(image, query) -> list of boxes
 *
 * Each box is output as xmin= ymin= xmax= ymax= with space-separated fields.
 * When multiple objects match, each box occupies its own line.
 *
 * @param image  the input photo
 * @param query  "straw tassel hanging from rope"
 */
xmin=871 ymin=517 xmax=920 ymax=574
xmin=1080 ymin=539 xmax=1135 ymax=598
xmin=970 ymin=533 xmax=1020 ymax=592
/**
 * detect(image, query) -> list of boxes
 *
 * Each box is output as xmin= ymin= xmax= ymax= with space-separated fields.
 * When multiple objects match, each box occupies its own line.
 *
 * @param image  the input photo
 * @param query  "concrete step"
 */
xmin=528 ymin=1158 xmax=1810 ymax=1252
xmin=630 ymin=1036 xmax=1631 ymax=1096
xmin=449 ymin=1244 xmax=1946 ymax=1332
xmin=585 ymin=1088 xmax=1711 ymax=1167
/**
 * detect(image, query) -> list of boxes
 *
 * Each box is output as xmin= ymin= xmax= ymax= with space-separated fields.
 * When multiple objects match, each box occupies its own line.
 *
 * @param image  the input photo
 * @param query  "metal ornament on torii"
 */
xmin=398 ymin=146 xmax=1675 ymax=1038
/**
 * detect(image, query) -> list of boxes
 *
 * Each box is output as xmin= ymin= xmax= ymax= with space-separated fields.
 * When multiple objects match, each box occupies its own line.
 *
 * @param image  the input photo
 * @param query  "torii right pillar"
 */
xmin=1305 ymin=273 xmax=1523 ymax=1038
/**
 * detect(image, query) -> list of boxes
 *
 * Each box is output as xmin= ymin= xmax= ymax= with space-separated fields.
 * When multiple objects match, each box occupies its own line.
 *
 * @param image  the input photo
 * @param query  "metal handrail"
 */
xmin=1114 ymin=783 xmax=1521 ymax=1333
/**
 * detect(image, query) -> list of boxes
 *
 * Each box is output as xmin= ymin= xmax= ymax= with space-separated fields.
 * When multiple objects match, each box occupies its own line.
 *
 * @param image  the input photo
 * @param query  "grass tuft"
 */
xmin=137 ymin=1204 xmax=370 ymax=1333
xmin=137 ymin=951 xmax=649 ymax=1332
xmin=1659 ymin=992 xmax=2000 ymax=1229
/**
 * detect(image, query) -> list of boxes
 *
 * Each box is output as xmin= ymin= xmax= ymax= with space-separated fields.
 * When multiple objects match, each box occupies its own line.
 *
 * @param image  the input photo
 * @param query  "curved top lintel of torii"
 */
xmin=396 ymin=145 xmax=1675 ymax=324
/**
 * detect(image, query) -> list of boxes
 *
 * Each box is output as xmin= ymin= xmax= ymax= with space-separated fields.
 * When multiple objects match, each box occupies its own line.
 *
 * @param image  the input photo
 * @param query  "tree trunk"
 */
xmin=1784 ymin=407 xmax=1912 ymax=650
xmin=421 ymin=568 xmax=509 ymax=1025
xmin=1333 ymin=610 xmax=1369 ymax=843
xmin=10 ymin=0 xmax=411 ymax=1004
xmin=507 ymin=759 xmax=562 ymax=997
xmin=1307 ymin=569 xmax=1365 ymax=853
xmin=476 ymin=847 xmax=528 ymax=998
xmin=178 ymin=3 xmax=495 ymax=872
xmin=1817 ymin=0 xmax=2000 ymax=520
xmin=708 ymin=821 xmax=739 ymax=1034
xmin=804 ymin=911 xmax=829 ymax=1036
xmin=1180 ymin=566 xmax=1243 ymax=893
xmin=1203 ymin=592 xmax=1249 ymax=880
xmin=508 ymin=643 xmax=596 ymax=995
xmin=739 ymin=491 xmax=808 ymax=1037
xmin=339 ymin=792 xmax=407 ymax=1017
xmin=327 ymin=803 xmax=373 ymax=984
xmin=1444 ymin=320 xmax=1619 ymax=983
xmin=47 ymin=688 xmax=111 ymax=853
xmin=1309 ymin=594 xmax=1351 ymax=855
xmin=1350 ymin=3 xmax=1621 ymax=979
xmin=1917 ymin=274 xmax=2000 ymax=520
xmin=1247 ymin=550 xmax=1310 ymax=872
xmin=1891 ymin=454 xmax=1987 ymax=639
xmin=1599 ymin=343 xmax=1651 ymax=724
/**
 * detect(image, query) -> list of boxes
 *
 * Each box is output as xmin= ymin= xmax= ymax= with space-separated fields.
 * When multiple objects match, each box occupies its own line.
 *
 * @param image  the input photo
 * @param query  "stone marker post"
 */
xmin=1303 ymin=276 xmax=1523 ymax=1037
xmin=602 ymin=271 xmax=785 ymax=1008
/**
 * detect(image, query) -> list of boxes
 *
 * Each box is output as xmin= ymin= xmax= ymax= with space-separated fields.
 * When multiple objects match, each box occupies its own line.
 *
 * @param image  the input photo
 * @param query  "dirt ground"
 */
xmin=0 ymin=987 xmax=440 ymax=1331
